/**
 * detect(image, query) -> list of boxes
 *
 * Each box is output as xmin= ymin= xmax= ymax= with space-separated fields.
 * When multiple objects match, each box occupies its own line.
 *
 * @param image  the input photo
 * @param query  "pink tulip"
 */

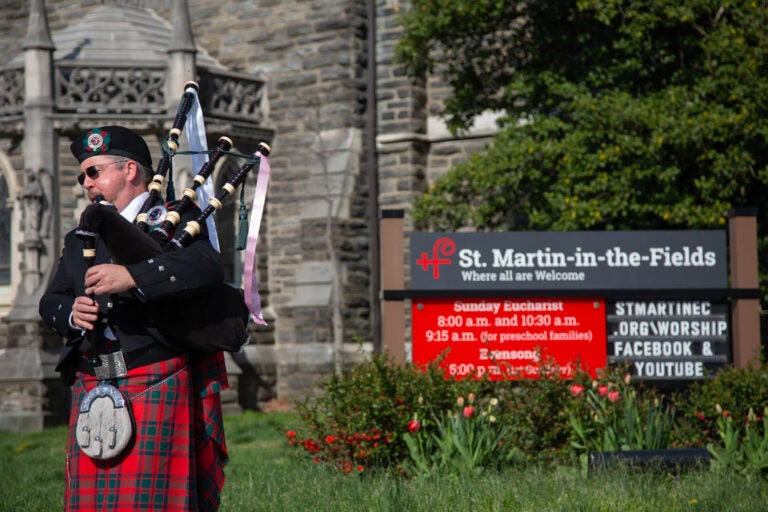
xmin=598 ymin=385 xmax=609 ymax=397
xmin=570 ymin=384 xmax=584 ymax=397
xmin=463 ymin=406 xmax=475 ymax=418
xmin=608 ymin=391 xmax=620 ymax=403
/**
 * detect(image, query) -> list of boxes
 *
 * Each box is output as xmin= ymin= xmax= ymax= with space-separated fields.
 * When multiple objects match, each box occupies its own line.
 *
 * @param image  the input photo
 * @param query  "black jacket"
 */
xmin=39 ymin=199 xmax=225 ymax=377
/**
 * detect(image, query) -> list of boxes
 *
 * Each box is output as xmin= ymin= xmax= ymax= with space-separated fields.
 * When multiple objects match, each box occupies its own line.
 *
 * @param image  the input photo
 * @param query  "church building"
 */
xmin=0 ymin=0 xmax=495 ymax=431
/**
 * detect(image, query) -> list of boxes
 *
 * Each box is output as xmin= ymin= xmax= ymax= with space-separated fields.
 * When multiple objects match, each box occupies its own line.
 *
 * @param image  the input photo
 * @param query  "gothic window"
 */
xmin=0 ymin=175 xmax=9 ymax=285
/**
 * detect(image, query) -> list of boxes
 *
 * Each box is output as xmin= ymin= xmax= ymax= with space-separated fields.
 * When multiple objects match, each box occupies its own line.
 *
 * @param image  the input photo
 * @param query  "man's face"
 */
xmin=78 ymin=156 xmax=128 ymax=204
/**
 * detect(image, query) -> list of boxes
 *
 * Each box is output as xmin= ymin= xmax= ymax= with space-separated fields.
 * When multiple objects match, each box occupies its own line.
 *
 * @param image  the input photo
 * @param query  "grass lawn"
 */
xmin=2 ymin=411 xmax=767 ymax=511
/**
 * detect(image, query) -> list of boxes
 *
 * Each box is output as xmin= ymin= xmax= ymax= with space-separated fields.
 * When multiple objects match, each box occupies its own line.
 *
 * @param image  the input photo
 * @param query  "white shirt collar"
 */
xmin=121 ymin=191 xmax=149 ymax=222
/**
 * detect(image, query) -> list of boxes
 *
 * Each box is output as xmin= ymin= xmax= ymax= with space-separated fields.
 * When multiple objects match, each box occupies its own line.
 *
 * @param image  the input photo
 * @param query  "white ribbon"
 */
xmin=184 ymin=86 xmax=220 ymax=252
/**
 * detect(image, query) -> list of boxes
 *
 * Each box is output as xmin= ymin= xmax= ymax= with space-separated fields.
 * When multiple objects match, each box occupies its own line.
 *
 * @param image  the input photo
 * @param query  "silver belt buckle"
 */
xmin=93 ymin=351 xmax=128 ymax=380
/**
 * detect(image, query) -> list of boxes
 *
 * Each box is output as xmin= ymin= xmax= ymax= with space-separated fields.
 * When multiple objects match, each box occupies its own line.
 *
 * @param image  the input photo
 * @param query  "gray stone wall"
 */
xmin=0 ymin=318 xmax=68 ymax=431
xmin=185 ymin=0 xmax=375 ymax=399
xmin=0 ymin=2 xmax=30 ymax=62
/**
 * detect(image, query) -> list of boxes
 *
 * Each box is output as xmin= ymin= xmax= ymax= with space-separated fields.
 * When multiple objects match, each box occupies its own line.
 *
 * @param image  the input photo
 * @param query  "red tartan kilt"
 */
xmin=65 ymin=354 xmax=227 ymax=512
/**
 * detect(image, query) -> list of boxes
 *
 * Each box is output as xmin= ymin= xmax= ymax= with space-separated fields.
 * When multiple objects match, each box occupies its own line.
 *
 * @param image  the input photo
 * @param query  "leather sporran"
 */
xmin=75 ymin=383 xmax=134 ymax=460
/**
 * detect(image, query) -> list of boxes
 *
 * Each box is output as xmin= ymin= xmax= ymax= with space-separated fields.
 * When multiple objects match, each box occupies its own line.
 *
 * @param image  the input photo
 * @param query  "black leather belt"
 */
xmin=76 ymin=343 xmax=183 ymax=377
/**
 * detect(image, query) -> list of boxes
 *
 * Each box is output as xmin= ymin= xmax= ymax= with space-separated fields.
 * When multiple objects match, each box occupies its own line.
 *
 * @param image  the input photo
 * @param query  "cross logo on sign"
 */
xmin=416 ymin=237 xmax=456 ymax=279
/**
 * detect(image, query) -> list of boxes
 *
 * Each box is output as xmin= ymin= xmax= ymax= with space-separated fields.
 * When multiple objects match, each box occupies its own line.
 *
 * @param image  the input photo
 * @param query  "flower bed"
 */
xmin=288 ymin=354 xmax=768 ymax=477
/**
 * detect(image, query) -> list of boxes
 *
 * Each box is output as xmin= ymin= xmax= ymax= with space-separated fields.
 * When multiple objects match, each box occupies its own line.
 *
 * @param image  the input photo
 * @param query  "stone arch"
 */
xmin=0 ymin=151 xmax=21 ymax=315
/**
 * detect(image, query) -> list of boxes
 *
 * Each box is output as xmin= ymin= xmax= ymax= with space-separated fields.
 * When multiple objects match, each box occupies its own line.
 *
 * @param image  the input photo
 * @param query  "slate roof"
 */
xmin=10 ymin=4 xmax=222 ymax=68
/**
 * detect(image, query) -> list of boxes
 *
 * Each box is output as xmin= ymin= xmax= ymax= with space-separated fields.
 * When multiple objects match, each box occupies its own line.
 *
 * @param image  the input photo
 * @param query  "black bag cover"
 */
xmin=78 ymin=201 xmax=249 ymax=353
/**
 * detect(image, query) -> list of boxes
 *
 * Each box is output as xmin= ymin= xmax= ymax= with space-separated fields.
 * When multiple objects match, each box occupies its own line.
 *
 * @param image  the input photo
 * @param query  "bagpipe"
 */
xmin=135 ymin=81 xmax=200 ymax=233
xmin=76 ymin=82 xmax=271 ymax=353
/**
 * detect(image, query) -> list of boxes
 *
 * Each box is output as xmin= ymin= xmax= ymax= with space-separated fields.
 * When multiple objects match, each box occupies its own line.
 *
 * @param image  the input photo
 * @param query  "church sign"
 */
xmin=410 ymin=230 xmax=727 ymax=291
xmin=411 ymin=297 xmax=607 ymax=379
xmin=606 ymin=300 xmax=729 ymax=380
xmin=409 ymin=230 xmax=730 ymax=381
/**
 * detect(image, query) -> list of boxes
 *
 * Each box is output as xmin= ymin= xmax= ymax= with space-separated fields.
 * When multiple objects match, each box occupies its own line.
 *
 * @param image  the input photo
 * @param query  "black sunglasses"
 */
xmin=77 ymin=161 xmax=124 ymax=186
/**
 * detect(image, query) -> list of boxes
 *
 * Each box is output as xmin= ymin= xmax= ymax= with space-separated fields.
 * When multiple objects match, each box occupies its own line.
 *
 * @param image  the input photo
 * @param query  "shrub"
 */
xmin=708 ymin=405 xmax=768 ymax=476
xmin=672 ymin=363 xmax=768 ymax=447
xmin=289 ymin=353 xmax=483 ymax=472
xmin=492 ymin=362 xmax=591 ymax=464
xmin=289 ymin=355 xmax=600 ymax=470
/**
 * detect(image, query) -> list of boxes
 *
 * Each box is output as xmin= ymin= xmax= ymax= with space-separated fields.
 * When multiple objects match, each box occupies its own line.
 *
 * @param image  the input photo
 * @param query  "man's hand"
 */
xmin=84 ymin=263 xmax=137 ymax=296
xmin=72 ymin=296 xmax=99 ymax=330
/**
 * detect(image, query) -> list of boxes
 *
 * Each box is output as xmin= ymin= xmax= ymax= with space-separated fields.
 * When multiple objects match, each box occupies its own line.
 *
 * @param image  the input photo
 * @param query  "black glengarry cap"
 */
xmin=70 ymin=126 xmax=152 ymax=168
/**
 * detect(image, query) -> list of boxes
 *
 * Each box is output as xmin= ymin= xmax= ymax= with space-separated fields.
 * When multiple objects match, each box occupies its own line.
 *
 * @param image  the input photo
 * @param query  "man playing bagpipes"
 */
xmin=39 ymin=125 xmax=234 ymax=511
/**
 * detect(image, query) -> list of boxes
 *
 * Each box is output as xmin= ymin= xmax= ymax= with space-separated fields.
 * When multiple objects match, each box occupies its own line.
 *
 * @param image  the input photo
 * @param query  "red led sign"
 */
xmin=411 ymin=298 xmax=607 ymax=380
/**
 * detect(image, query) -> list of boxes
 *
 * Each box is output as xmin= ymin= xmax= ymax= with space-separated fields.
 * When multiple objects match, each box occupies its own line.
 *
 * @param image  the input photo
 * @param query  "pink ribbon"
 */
xmin=243 ymin=151 xmax=270 ymax=325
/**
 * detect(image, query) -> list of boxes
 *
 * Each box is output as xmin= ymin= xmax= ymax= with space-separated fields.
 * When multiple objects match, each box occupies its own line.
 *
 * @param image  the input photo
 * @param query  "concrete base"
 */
xmin=0 ymin=410 xmax=66 ymax=433
xmin=589 ymin=448 xmax=711 ymax=471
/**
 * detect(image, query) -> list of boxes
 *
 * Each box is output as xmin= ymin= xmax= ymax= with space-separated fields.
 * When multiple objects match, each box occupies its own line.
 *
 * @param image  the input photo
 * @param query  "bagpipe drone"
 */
xmin=76 ymin=81 xmax=271 ymax=353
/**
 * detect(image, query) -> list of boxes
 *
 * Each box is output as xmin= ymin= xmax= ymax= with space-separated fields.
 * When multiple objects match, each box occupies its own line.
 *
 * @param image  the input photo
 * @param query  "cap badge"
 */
xmin=84 ymin=129 xmax=111 ymax=154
